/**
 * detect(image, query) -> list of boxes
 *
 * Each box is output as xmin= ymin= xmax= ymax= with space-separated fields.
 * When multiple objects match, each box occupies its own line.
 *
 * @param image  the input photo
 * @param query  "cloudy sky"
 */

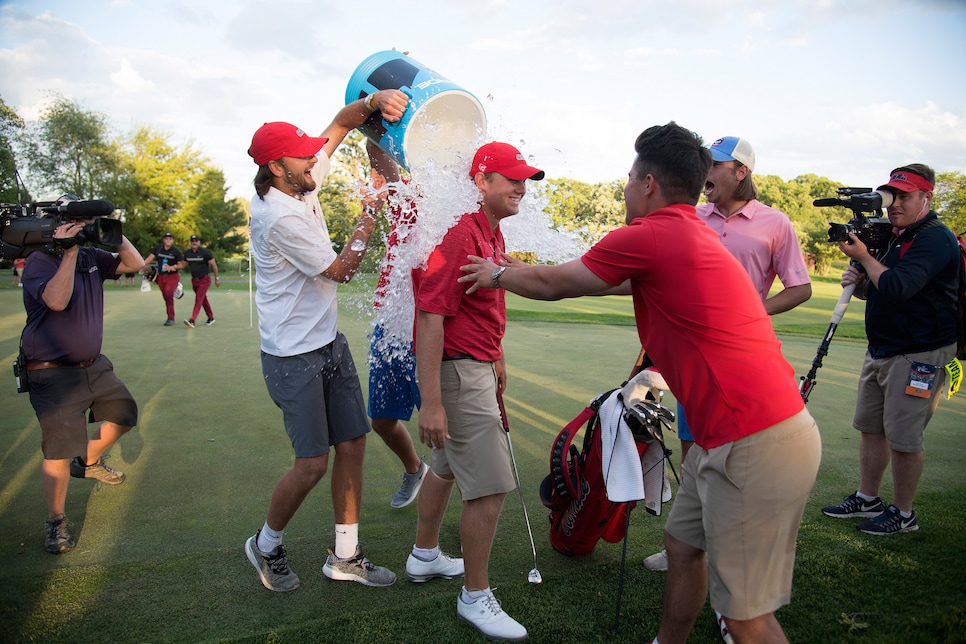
xmin=1 ymin=0 xmax=964 ymax=201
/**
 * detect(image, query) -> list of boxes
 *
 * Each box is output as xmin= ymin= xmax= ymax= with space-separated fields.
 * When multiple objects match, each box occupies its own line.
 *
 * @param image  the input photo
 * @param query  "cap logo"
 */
xmin=295 ymin=128 xmax=306 ymax=137
xmin=892 ymin=172 xmax=907 ymax=181
xmin=711 ymin=138 xmax=725 ymax=147
xmin=516 ymin=154 xmax=525 ymax=161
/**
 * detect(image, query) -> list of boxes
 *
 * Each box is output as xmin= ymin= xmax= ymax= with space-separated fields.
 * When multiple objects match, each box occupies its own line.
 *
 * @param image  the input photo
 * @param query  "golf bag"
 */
xmin=540 ymin=391 xmax=640 ymax=556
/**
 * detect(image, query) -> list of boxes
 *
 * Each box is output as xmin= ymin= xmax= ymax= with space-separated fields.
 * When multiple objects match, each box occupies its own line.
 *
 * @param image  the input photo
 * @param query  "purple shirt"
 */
xmin=21 ymin=248 xmax=121 ymax=363
xmin=696 ymin=200 xmax=810 ymax=301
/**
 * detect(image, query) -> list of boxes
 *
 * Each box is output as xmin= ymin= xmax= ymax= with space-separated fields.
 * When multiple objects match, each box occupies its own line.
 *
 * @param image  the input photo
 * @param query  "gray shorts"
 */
xmin=430 ymin=359 xmax=515 ymax=501
xmin=853 ymin=344 xmax=955 ymax=452
xmin=28 ymin=354 xmax=138 ymax=460
xmin=261 ymin=332 xmax=370 ymax=458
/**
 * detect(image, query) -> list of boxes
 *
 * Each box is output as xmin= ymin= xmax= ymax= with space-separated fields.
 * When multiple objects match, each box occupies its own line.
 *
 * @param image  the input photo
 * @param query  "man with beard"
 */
xmin=243 ymin=87 xmax=409 ymax=593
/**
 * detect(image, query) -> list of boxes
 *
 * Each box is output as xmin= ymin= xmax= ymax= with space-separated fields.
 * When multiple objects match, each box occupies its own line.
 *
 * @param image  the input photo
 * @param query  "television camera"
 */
xmin=814 ymin=187 xmax=894 ymax=256
xmin=1 ymin=196 xmax=122 ymax=260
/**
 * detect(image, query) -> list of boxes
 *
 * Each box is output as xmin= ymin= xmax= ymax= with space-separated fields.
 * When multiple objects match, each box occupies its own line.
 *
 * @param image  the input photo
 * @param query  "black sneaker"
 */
xmin=857 ymin=505 xmax=919 ymax=535
xmin=164 ymin=319 xmax=175 ymax=326
xmin=184 ymin=319 xmax=195 ymax=329
xmin=245 ymin=532 xmax=301 ymax=592
xmin=70 ymin=456 xmax=126 ymax=485
xmin=45 ymin=514 xmax=75 ymax=554
xmin=205 ymin=318 xmax=215 ymax=326
xmin=822 ymin=492 xmax=885 ymax=519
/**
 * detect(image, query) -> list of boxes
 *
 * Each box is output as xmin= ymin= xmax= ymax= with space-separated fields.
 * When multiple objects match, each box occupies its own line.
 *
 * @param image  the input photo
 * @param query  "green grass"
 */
xmin=0 ymin=274 xmax=964 ymax=643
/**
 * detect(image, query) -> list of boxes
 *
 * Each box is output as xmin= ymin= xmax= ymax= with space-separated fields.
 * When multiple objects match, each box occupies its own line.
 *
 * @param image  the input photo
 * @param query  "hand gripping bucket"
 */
xmin=346 ymin=51 xmax=487 ymax=171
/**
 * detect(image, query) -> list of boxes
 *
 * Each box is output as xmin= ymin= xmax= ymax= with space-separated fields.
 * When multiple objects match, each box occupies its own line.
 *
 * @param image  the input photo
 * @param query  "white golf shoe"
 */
xmin=457 ymin=589 xmax=527 ymax=641
xmin=406 ymin=551 xmax=464 ymax=582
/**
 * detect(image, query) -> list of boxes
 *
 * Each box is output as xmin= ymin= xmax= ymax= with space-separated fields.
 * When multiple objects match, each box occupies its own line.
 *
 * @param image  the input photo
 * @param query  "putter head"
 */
xmin=528 ymin=568 xmax=542 ymax=584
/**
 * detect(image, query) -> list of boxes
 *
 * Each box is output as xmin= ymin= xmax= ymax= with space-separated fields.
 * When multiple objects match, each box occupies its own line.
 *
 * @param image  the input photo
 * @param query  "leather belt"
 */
xmin=442 ymin=353 xmax=472 ymax=361
xmin=26 ymin=359 xmax=96 ymax=372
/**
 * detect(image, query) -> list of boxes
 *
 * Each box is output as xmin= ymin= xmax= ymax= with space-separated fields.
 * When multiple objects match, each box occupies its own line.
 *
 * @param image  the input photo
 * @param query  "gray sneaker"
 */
xmin=70 ymin=456 xmax=125 ymax=485
xmin=406 ymin=551 xmax=464 ymax=582
xmin=323 ymin=546 xmax=396 ymax=587
xmin=245 ymin=532 xmax=301 ymax=592
xmin=391 ymin=459 xmax=429 ymax=509
xmin=45 ymin=514 xmax=75 ymax=554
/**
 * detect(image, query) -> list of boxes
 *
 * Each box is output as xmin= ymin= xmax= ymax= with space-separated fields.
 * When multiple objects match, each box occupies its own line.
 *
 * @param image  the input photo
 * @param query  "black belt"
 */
xmin=442 ymin=353 xmax=472 ymax=361
xmin=26 ymin=359 xmax=96 ymax=372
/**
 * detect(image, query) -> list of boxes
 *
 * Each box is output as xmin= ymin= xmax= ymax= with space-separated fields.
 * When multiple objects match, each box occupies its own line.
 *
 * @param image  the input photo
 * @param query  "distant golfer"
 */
xmin=182 ymin=234 xmax=219 ymax=328
xmin=243 ymin=87 xmax=408 ymax=592
xmin=459 ymin=123 xmax=821 ymax=643
xmin=142 ymin=232 xmax=185 ymax=326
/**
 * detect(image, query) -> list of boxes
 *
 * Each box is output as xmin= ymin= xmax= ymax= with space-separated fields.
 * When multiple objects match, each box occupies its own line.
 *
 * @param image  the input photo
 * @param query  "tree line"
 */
xmin=2 ymin=93 xmax=964 ymax=276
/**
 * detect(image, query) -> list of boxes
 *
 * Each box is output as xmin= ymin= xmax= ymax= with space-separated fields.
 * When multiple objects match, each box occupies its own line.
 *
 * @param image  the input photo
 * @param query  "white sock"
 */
xmin=461 ymin=586 xmax=490 ymax=603
xmin=334 ymin=523 xmax=358 ymax=558
xmin=412 ymin=545 xmax=440 ymax=561
xmin=257 ymin=523 xmax=283 ymax=553
xmin=856 ymin=491 xmax=878 ymax=502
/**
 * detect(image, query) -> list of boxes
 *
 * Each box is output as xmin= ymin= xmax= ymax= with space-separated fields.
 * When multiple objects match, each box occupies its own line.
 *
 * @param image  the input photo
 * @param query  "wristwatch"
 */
xmin=364 ymin=93 xmax=376 ymax=111
xmin=491 ymin=265 xmax=507 ymax=288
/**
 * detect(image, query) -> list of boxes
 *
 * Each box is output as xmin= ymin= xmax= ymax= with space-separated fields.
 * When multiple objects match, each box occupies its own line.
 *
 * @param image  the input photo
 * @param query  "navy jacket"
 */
xmin=865 ymin=211 xmax=960 ymax=358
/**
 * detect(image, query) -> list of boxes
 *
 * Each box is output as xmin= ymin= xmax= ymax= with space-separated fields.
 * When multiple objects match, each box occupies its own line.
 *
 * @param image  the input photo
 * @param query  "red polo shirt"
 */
xmin=581 ymin=204 xmax=804 ymax=449
xmin=416 ymin=209 xmax=506 ymax=362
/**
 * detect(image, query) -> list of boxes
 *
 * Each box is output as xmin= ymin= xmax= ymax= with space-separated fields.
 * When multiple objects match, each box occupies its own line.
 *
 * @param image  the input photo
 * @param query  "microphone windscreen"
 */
xmin=63 ymin=200 xmax=116 ymax=217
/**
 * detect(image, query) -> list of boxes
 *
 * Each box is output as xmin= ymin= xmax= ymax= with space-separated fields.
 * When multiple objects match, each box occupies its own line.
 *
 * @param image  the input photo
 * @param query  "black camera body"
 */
xmin=815 ymin=187 xmax=894 ymax=256
xmin=1 ymin=197 xmax=121 ymax=259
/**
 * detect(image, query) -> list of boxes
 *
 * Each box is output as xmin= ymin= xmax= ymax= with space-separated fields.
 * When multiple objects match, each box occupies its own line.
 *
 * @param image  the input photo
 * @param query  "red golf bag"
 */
xmin=539 ymin=390 xmax=648 ymax=557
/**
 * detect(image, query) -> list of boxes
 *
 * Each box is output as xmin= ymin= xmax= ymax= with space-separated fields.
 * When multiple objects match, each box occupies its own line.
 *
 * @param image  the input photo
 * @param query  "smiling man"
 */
xmin=243 ymin=87 xmax=410 ymax=594
xmin=412 ymin=141 xmax=543 ymax=642
xmin=823 ymin=164 xmax=960 ymax=536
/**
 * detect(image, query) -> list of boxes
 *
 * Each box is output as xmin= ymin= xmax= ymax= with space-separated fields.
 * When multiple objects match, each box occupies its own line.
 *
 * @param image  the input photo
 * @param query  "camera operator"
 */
xmin=19 ymin=216 xmax=144 ymax=554
xmin=142 ymin=232 xmax=186 ymax=326
xmin=822 ymin=164 xmax=960 ymax=535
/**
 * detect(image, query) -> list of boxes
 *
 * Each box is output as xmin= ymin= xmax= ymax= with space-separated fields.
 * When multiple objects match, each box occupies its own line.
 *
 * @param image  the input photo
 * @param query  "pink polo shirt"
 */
xmin=696 ymin=200 xmax=810 ymax=301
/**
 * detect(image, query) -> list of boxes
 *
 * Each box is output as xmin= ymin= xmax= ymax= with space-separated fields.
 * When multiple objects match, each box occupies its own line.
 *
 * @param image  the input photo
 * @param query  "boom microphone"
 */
xmin=58 ymin=200 xmax=116 ymax=217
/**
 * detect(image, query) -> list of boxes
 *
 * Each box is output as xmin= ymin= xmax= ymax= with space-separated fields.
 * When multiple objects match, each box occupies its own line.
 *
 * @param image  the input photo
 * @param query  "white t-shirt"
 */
xmin=249 ymin=154 xmax=339 ymax=357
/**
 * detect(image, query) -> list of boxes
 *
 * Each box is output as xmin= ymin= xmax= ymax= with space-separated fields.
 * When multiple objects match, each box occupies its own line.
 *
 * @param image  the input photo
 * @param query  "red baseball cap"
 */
xmin=877 ymin=170 xmax=934 ymax=194
xmin=469 ymin=142 xmax=545 ymax=181
xmin=248 ymin=122 xmax=329 ymax=166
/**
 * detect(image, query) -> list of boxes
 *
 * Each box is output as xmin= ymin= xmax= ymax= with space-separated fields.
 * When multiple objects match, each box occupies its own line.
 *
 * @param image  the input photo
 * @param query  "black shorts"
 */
xmin=27 ymin=354 xmax=138 ymax=460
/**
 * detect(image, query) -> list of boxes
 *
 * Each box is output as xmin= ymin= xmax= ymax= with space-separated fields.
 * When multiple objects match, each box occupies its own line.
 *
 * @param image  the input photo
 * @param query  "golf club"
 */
xmin=497 ymin=390 xmax=542 ymax=584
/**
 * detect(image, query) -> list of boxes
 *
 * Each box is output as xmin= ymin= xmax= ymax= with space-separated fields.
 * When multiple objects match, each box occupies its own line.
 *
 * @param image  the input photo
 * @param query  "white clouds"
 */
xmin=1 ymin=0 xmax=964 ymax=202
xmin=110 ymin=58 xmax=156 ymax=94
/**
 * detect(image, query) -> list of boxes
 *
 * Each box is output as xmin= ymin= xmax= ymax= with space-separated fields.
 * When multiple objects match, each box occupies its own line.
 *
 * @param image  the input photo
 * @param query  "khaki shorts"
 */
xmin=430 ymin=359 xmax=515 ymax=501
xmin=665 ymin=409 xmax=821 ymax=620
xmin=853 ymin=344 xmax=955 ymax=453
